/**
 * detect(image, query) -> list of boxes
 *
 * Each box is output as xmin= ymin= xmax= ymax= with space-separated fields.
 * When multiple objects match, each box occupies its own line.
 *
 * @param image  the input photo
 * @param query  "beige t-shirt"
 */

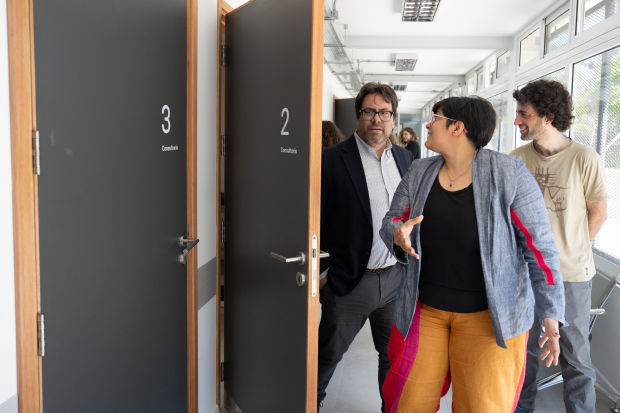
xmin=511 ymin=140 xmax=609 ymax=282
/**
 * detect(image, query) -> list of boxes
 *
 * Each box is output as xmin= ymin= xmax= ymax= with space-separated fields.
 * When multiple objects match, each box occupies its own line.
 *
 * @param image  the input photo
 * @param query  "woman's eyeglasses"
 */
xmin=429 ymin=112 xmax=468 ymax=133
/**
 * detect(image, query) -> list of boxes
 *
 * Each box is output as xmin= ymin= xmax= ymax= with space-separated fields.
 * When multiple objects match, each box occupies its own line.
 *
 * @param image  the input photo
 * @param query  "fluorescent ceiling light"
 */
xmin=395 ymin=54 xmax=418 ymax=71
xmin=402 ymin=0 xmax=441 ymax=22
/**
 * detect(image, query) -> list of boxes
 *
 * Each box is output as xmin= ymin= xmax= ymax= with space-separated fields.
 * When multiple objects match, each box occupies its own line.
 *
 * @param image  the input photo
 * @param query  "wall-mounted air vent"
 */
xmin=402 ymin=0 xmax=441 ymax=22
xmin=395 ymin=54 xmax=418 ymax=71
xmin=393 ymin=84 xmax=407 ymax=91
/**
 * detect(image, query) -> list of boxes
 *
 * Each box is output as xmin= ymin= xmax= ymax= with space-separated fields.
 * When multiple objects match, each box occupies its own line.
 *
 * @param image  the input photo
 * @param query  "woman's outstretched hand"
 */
xmin=393 ymin=216 xmax=424 ymax=259
xmin=540 ymin=318 xmax=561 ymax=367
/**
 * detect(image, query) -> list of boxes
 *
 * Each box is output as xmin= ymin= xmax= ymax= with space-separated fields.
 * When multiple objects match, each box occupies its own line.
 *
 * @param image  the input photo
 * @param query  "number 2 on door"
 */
xmin=162 ymin=105 xmax=171 ymax=134
xmin=281 ymin=108 xmax=289 ymax=135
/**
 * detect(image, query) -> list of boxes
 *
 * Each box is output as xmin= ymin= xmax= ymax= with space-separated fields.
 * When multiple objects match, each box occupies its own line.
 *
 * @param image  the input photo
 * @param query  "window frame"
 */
xmin=544 ymin=2 xmax=571 ymax=56
xmin=518 ymin=24 xmax=545 ymax=69
xmin=576 ymin=0 xmax=619 ymax=36
xmin=495 ymin=51 xmax=511 ymax=80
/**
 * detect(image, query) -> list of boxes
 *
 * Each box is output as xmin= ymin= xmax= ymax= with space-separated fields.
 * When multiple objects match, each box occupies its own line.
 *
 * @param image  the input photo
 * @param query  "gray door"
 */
xmin=224 ymin=0 xmax=322 ymax=411
xmin=335 ymin=98 xmax=357 ymax=139
xmin=34 ymin=0 xmax=188 ymax=412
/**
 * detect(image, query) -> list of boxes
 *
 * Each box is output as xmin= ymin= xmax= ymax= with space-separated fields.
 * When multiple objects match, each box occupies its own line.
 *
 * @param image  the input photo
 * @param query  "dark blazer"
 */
xmin=404 ymin=140 xmax=421 ymax=160
xmin=320 ymin=134 xmax=414 ymax=296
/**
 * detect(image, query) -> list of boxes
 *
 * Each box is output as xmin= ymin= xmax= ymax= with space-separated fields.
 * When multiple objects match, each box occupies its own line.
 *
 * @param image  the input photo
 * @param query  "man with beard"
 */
xmin=317 ymin=83 xmax=413 ymax=413
xmin=511 ymin=80 xmax=608 ymax=413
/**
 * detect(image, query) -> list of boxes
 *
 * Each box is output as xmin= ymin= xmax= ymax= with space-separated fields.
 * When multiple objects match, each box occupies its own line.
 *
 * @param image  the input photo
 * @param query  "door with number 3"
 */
xmin=223 ymin=0 xmax=324 ymax=411
xmin=34 ymin=0 xmax=190 ymax=411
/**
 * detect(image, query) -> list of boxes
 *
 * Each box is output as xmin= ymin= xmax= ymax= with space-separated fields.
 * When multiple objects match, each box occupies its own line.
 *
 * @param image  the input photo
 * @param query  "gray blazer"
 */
xmin=380 ymin=148 xmax=567 ymax=349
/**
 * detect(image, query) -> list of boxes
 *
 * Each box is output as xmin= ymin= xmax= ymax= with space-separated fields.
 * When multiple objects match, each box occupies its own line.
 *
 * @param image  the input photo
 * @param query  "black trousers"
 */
xmin=317 ymin=266 xmax=400 ymax=413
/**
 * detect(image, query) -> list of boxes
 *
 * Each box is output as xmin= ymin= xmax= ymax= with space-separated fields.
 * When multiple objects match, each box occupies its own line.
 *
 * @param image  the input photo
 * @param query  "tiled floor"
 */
xmin=320 ymin=322 xmax=617 ymax=413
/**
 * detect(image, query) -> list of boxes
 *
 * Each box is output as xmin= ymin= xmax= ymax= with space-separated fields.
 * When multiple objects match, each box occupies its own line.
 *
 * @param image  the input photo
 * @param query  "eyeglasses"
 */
xmin=360 ymin=109 xmax=394 ymax=122
xmin=429 ymin=112 xmax=468 ymax=133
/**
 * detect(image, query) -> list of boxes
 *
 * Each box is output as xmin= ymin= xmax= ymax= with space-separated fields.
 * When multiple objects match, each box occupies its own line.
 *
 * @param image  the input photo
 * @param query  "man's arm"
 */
xmin=586 ymin=200 xmax=607 ymax=245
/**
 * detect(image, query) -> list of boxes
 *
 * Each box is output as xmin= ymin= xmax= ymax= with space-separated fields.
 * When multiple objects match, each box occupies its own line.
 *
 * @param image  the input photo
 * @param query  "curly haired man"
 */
xmin=511 ymin=80 xmax=609 ymax=413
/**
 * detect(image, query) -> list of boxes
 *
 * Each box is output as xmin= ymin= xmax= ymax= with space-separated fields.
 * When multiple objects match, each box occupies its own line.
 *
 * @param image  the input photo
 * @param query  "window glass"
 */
xmin=488 ymin=60 xmax=497 ymax=85
xmin=572 ymin=45 xmax=620 ymax=264
xmin=467 ymin=76 xmax=476 ymax=95
xmin=520 ymin=29 xmax=540 ymax=66
xmin=545 ymin=10 xmax=570 ymax=53
xmin=476 ymin=71 xmax=484 ymax=91
xmin=496 ymin=52 xmax=511 ymax=78
xmin=578 ymin=0 xmax=617 ymax=33
xmin=487 ymin=91 xmax=509 ymax=153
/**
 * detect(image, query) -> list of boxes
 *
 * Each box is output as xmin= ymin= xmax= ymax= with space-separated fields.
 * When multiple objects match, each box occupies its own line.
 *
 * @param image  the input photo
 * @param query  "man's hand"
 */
xmin=320 ymin=277 xmax=328 ymax=289
xmin=393 ymin=215 xmax=424 ymax=259
xmin=539 ymin=318 xmax=561 ymax=367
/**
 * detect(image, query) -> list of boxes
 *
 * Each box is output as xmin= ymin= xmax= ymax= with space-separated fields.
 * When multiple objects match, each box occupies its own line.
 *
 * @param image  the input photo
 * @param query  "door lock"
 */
xmin=179 ymin=235 xmax=199 ymax=265
xmin=296 ymin=272 xmax=306 ymax=286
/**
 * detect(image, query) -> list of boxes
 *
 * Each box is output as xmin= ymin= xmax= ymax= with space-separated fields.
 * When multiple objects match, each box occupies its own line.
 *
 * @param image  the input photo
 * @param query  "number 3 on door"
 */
xmin=162 ymin=105 xmax=171 ymax=134
xmin=281 ymin=108 xmax=289 ymax=135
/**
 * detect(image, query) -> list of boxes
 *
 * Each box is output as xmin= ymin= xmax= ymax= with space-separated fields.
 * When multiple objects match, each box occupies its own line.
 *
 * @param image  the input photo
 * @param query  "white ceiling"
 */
xmin=227 ymin=0 xmax=560 ymax=112
xmin=335 ymin=0 xmax=558 ymax=37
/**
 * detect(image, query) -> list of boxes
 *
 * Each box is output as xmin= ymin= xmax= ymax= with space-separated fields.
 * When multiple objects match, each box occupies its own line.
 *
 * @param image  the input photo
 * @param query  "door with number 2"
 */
xmin=223 ymin=0 xmax=324 ymax=411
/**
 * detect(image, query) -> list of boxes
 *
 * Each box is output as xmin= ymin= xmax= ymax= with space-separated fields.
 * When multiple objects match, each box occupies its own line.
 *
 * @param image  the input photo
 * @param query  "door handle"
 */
xmin=319 ymin=250 xmax=330 ymax=258
xmin=270 ymin=251 xmax=306 ymax=266
xmin=179 ymin=235 xmax=199 ymax=265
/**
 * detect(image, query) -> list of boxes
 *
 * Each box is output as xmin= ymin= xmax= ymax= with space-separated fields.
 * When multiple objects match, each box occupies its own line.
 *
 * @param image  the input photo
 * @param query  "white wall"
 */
xmin=322 ymin=65 xmax=351 ymax=121
xmin=197 ymin=0 xmax=218 ymax=411
xmin=0 ymin=0 xmax=19 ymax=409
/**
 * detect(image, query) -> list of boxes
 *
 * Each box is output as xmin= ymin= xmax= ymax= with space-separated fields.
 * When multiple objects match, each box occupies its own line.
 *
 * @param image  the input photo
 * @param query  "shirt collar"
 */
xmin=354 ymin=131 xmax=393 ymax=158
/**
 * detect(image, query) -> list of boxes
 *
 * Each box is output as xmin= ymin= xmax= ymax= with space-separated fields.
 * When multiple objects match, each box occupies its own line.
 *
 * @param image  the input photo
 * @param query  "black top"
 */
xmin=320 ymin=135 xmax=414 ymax=296
xmin=404 ymin=140 xmax=420 ymax=160
xmin=418 ymin=175 xmax=488 ymax=313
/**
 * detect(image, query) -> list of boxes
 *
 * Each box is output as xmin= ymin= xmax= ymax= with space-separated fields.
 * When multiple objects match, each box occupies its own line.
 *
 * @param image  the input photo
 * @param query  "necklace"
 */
xmin=445 ymin=156 xmax=474 ymax=187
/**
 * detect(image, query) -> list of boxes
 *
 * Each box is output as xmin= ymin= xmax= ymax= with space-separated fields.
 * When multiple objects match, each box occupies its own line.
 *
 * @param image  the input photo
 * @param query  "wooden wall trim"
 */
xmin=306 ymin=0 xmax=324 ymax=411
xmin=8 ymin=0 xmax=42 ymax=411
xmin=187 ymin=0 xmax=198 ymax=411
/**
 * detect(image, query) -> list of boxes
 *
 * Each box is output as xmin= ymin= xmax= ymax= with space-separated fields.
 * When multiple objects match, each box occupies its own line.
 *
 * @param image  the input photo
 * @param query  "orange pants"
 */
xmin=383 ymin=303 xmax=528 ymax=413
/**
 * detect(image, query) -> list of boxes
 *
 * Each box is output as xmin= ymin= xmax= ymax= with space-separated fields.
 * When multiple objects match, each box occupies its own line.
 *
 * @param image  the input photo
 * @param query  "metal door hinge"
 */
xmin=220 ymin=362 xmax=225 ymax=382
xmin=32 ymin=130 xmax=40 ymax=175
xmin=221 ymin=135 xmax=226 ymax=156
xmin=38 ymin=313 xmax=45 ymax=357
xmin=221 ymin=45 xmax=227 ymax=66
xmin=220 ymin=222 xmax=225 ymax=244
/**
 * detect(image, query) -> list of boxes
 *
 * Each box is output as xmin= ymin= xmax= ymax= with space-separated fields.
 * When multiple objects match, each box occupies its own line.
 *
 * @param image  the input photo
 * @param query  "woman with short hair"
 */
xmin=398 ymin=127 xmax=420 ymax=160
xmin=379 ymin=96 xmax=566 ymax=413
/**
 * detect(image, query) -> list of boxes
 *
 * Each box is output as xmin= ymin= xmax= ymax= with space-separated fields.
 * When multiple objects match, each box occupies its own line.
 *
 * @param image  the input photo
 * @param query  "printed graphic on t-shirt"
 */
xmin=533 ymin=167 xmax=568 ymax=215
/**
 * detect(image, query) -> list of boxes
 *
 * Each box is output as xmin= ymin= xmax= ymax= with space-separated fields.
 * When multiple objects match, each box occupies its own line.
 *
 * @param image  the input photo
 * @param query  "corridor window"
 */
xmin=541 ymin=68 xmax=566 ymax=83
xmin=467 ymin=75 xmax=476 ymax=95
xmin=476 ymin=70 xmax=484 ymax=91
xmin=488 ymin=60 xmax=497 ymax=85
xmin=496 ymin=52 xmax=510 ymax=78
xmin=520 ymin=29 xmax=540 ymax=66
xmin=488 ymin=91 xmax=509 ymax=153
xmin=545 ymin=10 xmax=570 ymax=53
xmin=577 ymin=0 xmax=617 ymax=33
xmin=572 ymin=45 xmax=620 ymax=264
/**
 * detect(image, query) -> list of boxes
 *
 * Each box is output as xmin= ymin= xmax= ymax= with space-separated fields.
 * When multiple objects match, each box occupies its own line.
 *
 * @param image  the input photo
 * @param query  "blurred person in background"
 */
xmin=399 ymin=127 xmax=420 ymax=160
xmin=322 ymin=120 xmax=345 ymax=149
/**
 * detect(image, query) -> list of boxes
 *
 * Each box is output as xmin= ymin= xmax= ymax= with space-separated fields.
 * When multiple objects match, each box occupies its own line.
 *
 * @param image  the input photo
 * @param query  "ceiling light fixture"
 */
xmin=395 ymin=54 xmax=418 ymax=71
xmin=402 ymin=0 xmax=441 ymax=22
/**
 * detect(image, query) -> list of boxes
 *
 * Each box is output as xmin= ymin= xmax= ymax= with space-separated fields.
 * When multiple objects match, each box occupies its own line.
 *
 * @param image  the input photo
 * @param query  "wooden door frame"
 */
xmin=215 ymin=0 xmax=233 ymax=406
xmin=8 ymin=0 xmax=199 ymax=411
